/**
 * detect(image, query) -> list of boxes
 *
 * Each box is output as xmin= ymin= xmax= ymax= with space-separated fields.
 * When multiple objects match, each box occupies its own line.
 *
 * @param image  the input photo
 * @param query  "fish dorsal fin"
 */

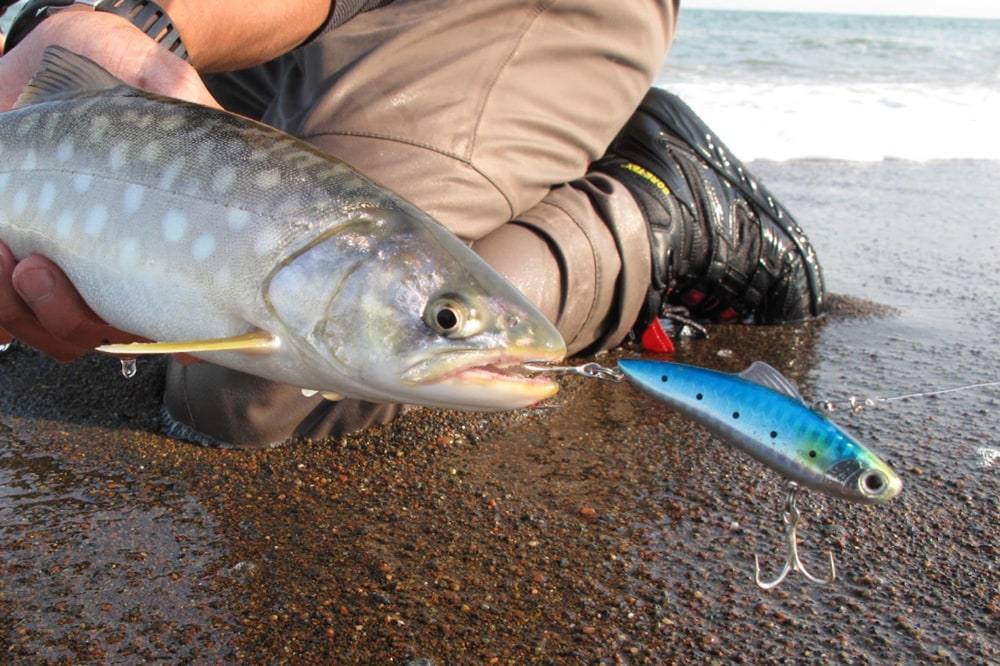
xmin=738 ymin=361 xmax=805 ymax=403
xmin=13 ymin=46 xmax=129 ymax=109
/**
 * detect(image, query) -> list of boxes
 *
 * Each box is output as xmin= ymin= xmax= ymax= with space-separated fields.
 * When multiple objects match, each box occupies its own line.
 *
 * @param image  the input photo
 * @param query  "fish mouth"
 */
xmin=400 ymin=348 xmax=565 ymax=409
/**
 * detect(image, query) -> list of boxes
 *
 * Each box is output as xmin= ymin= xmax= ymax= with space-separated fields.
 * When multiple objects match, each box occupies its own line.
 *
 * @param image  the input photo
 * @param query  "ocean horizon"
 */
xmin=658 ymin=9 xmax=1000 ymax=161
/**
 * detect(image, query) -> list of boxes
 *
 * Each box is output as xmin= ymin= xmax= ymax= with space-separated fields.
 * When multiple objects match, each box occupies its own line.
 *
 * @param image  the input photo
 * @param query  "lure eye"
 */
xmin=424 ymin=293 xmax=480 ymax=339
xmin=859 ymin=470 xmax=888 ymax=497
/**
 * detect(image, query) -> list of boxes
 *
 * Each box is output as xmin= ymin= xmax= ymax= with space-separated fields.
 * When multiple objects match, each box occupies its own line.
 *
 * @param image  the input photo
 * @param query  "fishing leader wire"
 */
xmin=813 ymin=379 xmax=1000 ymax=413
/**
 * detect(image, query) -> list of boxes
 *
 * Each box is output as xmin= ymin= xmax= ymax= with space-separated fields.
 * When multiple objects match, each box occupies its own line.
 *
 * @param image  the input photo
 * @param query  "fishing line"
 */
xmin=814 ymin=379 xmax=1000 ymax=413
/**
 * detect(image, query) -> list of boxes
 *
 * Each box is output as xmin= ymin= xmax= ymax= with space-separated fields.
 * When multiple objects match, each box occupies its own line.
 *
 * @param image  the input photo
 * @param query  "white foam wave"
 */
xmin=659 ymin=81 xmax=1000 ymax=161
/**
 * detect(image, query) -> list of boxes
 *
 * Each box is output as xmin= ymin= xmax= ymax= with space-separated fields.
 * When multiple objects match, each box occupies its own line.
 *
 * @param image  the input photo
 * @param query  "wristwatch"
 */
xmin=3 ymin=0 xmax=188 ymax=61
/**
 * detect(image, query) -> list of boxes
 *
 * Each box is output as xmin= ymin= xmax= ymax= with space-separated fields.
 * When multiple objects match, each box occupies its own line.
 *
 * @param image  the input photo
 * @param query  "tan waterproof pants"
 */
xmin=164 ymin=0 xmax=677 ymax=447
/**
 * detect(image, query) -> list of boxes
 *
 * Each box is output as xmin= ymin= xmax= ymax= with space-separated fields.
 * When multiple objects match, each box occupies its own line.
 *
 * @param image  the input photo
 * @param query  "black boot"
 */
xmin=592 ymin=88 xmax=825 ymax=330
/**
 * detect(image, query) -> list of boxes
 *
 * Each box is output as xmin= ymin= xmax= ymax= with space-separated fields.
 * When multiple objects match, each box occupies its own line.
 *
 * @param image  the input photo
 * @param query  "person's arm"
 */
xmin=158 ymin=0 xmax=331 ymax=72
xmin=0 ymin=7 xmax=213 ymax=110
xmin=1 ymin=0 xmax=331 ymax=107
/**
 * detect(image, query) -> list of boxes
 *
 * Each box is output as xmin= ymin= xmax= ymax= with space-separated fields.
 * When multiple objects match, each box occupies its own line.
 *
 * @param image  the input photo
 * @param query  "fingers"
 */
xmin=0 ymin=247 xmax=84 ymax=362
xmin=0 ymin=246 xmax=137 ymax=362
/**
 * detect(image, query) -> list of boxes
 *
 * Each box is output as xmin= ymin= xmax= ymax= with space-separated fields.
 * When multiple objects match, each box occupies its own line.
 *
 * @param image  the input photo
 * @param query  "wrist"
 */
xmin=3 ymin=0 xmax=188 ymax=61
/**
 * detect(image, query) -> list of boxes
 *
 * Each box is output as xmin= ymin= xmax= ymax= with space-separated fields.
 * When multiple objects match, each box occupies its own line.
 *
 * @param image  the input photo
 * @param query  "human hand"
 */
xmin=0 ymin=6 xmax=220 ymax=111
xmin=0 ymin=9 xmax=216 ymax=362
xmin=0 ymin=244 xmax=143 ymax=362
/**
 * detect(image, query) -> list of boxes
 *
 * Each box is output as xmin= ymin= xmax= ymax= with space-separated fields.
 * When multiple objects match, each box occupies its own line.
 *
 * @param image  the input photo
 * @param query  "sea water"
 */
xmin=659 ymin=9 xmax=1000 ymax=160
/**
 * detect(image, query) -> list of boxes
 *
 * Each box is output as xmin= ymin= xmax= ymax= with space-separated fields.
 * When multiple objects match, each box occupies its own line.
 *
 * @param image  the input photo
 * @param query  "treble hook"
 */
xmin=753 ymin=481 xmax=836 ymax=590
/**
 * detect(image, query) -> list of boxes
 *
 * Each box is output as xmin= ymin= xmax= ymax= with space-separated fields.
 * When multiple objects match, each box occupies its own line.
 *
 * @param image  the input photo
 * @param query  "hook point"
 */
xmin=753 ymin=481 xmax=837 ymax=590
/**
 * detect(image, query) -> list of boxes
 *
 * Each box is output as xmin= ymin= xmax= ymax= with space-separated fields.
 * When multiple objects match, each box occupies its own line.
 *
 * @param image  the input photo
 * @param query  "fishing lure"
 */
xmin=531 ymin=358 xmax=902 ymax=588
xmin=617 ymin=359 xmax=901 ymax=505
xmin=618 ymin=358 xmax=902 ymax=589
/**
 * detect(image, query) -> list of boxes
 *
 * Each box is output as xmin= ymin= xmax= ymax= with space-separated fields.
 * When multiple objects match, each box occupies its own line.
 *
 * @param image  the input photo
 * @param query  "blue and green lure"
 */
xmin=618 ymin=359 xmax=902 ymax=505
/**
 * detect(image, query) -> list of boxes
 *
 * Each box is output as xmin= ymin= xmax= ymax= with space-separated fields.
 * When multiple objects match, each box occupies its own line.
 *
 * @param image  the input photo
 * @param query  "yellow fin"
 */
xmin=301 ymin=389 xmax=344 ymax=401
xmin=97 ymin=331 xmax=279 ymax=355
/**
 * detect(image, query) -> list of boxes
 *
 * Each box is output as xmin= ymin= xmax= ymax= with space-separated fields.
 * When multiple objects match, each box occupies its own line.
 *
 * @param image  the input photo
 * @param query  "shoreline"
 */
xmin=3 ymin=157 xmax=1000 ymax=663
xmin=2 ymin=307 xmax=996 ymax=663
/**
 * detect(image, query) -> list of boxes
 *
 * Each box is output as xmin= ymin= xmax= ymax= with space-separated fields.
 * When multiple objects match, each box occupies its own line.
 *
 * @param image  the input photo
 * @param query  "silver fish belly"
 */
xmin=0 ymin=47 xmax=565 ymax=409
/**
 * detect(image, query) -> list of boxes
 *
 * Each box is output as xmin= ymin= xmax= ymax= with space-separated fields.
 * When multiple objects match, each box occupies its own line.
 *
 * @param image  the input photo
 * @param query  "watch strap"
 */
xmin=3 ymin=0 xmax=188 ymax=61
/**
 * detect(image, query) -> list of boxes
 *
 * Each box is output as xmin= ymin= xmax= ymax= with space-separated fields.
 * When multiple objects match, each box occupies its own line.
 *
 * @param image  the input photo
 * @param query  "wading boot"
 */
xmin=593 ymin=88 xmax=825 ymax=332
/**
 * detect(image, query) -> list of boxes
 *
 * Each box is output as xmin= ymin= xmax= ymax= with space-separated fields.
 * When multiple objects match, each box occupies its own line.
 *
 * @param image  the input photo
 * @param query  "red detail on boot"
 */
xmin=718 ymin=306 xmax=739 ymax=322
xmin=681 ymin=289 xmax=705 ymax=307
xmin=640 ymin=318 xmax=674 ymax=353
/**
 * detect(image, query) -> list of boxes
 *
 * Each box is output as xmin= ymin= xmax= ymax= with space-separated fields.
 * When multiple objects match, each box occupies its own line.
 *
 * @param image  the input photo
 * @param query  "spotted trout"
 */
xmin=0 ymin=47 xmax=565 ymax=409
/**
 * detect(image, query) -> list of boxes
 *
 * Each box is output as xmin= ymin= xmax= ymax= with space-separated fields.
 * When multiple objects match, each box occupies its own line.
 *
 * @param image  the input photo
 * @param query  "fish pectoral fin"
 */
xmin=738 ymin=361 xmax=806 ymax=403
xmin=97 ymin=331 xmax=279 ymax=356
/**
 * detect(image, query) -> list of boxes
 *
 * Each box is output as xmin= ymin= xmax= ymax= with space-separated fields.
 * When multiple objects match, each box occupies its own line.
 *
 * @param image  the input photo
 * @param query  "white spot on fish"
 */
xmin=255 ymin=169 xmax=281 ymax=189
xmin=21 ymin=149 xmax=37 ymax=171
xmin=16 ymin=114 xmax=38 ymax=135
xmin=123 ymin=184 xmax=144 ymax=214
xmin=124 ymin=108 xmax=154 ymax=130
xmin=39 ymin=110 xmax=64 ymax=136
xmin=253 ymin=229 xmax=278 ymax=256
xmin=38 ymin=182 xmax=56 ymax=213
xmin=89 ymin=114 xmax=111 ymax=140
xmin=226 ymin=208 xmax=251 ymax=230
xmin=249 ymin=148 xmax=271 ymax=162
xmin=162 ymin=209 xmax=187 ymax=243
xmin=140 ymin=141 xmax=162 ymax=164
xmin=118 ymin=237 xmax=141 ymax=267
xmin=192 ymin=234 xmax=216 ymax=262
xmin=109 ymin=143 xmax=128 ymax=171
xmin=158 ymin=161 xmax=183 ymax=191
xmin=73 ymin=173 xmax=92 ymax=193
xmin=159 ymin=116 xmax=186 ymax=133
xmin=56 ymin=138 xmax=74 ymax=164
xmin=12 ymin=189 xmax=29 ymax=215
xmin=85 ymin=205 xmax=108 ymax=236
xmin=212 ymin=166 xmax=237 ymax=194
xmin=55 ymin=210 xmax=74 ymax=238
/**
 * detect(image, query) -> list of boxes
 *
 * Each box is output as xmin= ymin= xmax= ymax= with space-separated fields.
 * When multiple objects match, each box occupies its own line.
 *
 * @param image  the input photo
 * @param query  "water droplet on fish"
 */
xmin=0 ymin=342 xmax=10 ymax=353
xmin=120 ymin=358 xmax=137 ymax=379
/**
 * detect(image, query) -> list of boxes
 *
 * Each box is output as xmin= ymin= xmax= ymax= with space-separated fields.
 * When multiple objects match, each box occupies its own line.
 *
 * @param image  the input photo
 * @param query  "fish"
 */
xmin=618 ymin=359 xmax=902 ymax=504
xmin=0 ymin=46 xmax=566 ymax=409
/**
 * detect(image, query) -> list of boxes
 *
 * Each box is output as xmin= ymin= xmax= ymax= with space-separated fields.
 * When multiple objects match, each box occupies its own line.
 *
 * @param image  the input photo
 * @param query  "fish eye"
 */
xmin=424 ymin=293 xmax=479 ymax=339
xmin=859 ymin=470 xmax=887 ymax=497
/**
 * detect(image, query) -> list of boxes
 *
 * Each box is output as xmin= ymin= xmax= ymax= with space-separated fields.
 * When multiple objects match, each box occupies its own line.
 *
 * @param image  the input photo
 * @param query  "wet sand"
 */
xmin=1 ymin=159 xmax=999 ymax=664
